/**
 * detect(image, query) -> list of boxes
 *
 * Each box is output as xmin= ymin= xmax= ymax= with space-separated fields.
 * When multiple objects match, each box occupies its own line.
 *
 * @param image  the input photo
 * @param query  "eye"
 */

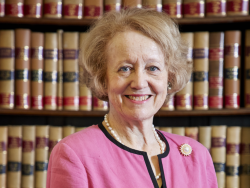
xmin=148 ymin=66 xmax=159 ymax=71
xmin=119 ymin=66 xmax=131 ymax=72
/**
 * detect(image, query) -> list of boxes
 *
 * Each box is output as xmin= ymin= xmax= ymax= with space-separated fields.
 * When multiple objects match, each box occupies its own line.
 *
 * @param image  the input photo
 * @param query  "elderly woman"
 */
xmin=47 ymin=8 xmax=217 ymax=188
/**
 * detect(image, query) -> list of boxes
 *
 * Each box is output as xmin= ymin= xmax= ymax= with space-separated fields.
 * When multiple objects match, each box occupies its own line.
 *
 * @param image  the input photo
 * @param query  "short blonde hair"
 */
xmin=79 ymin=8 xmax=192 ymax=102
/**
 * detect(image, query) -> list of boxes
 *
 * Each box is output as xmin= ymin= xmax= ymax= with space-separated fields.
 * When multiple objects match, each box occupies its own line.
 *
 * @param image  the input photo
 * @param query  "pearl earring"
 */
xmin=168 ymin=82 xmax=172 ymax=90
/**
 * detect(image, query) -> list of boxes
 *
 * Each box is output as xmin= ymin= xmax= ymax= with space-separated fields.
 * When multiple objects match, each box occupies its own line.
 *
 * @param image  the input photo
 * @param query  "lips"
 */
xmin=125 ymin=95 xmax=151 ymax=101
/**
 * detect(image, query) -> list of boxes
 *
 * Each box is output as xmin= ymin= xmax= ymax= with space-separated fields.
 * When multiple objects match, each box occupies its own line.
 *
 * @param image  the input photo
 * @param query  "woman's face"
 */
xmin=106 ymin=30 xmax=168 ymax=122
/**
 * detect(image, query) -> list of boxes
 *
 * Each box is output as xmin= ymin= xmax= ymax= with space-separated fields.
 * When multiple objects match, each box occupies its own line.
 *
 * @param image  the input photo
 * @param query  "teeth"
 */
xmin=128 ymin=95 xmax=149 ymax=101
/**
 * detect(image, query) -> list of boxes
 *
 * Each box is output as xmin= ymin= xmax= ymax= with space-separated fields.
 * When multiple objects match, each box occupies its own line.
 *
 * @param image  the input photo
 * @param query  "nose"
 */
xmin=130 ymin=69 xmax=148 ymax=90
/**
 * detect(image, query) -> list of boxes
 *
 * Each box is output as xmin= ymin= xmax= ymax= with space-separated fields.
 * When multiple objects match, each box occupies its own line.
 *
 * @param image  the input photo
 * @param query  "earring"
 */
xmin=168 ymin=82 xmax=172 ymax=90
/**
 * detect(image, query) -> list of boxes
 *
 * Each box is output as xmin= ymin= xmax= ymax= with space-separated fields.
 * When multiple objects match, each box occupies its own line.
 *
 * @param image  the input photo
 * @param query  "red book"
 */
xmin=24 ymin=0 xmax=42 ymax=18
xmin=227 ymin=0 xmax=249 ymax=16
xmin=206 ymin=0 xmax=226 ymax=17
xmin=162 ymin=0 xmax=182 ymax=18
xmin=183 ymin=0 xmax=205 ymax=18
xmin=84 ymin=0 xmax=103 ymax=19
xmin=63 ymin=0 xmax=83 ymax=19
xmin=43 ymin=0 xmax=62 ymax=18
xmin=0 ymin=0 xmax=5 ymax=16
xmin=5 ymin=0 xmax=24 ymax=17
xmin=104 ymin=0 xmax=121 ymax=12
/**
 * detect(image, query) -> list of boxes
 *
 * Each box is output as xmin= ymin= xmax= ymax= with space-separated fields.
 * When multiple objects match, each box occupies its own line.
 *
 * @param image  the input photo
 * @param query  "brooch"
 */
xmin=180 ymin=143 xmax=192 ymax=156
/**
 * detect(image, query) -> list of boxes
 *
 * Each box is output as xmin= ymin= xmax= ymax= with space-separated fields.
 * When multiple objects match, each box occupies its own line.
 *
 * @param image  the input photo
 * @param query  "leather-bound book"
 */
xmin=183 ymin=0 xmax=205 ymax=18
xmin=21 ymin=126 xmax=35 ymax=188
xmin=245 ymin=30 xmax=250 ymax=108
xmin=63 ymin=126 xmax=75 ymax=138
xmin=193 ymin=32 xmax=209 ymax=110
xmin=224 ymin=31 xmax=241 ymax=109
xmin=43 ymin=0 xmax=62 ymax=18
xmin=84 ymin=0 xmax=103 ymax=19
xmin=49 ymin=126 xmax=62 ymax=158
xmin=123 ymin=0 xmax=142 ymax=8
xmin=63 ymin=0 xmax=83 ymax=19
xmin=0 ymin=30 xmax=15 ymax=109
xmin=31 ymin=32 xmax=44 ymax=110
xmin=57 ymin=30 xmax=63 ymax=110
xmin=35 ymin=126 xmax=49 ymax=188
xmin=199 ymin=126 xmax=211 ymax=151
xmin=176 ymin=32 xmax=193 ymax=110
xmin=240 ymin=127 xmax=250 ymax=188
xmin=159 ymin=127 xmax=172 ymax=133
xmin=206 ymin=0 xmax=226 ymax=16
xmin=227 ymin=0 xmax=248 ymax=16
xmin=226 ymin=126 xmax=241 ymax=188
xmin=104 ymin=0 xmax=122 ymax=12
xmin=211 ymin=125 xmax=227 ymax=188
xmin=185 ymin=127 xmax=198 ymax=141
xmin=0 ymin=127 xmax=7 ymax=188
xmin=7 ymin=126 xmax=22 ymax=188
xmin=0 ymin=0 xmax=4 ymax=16
xmin=162 ymin=0 xmax=182 ymax=18
xmin=142 ymin=0 xmax=162 ymax=11
xmin=161 ymin=96 xmax=175 ymax=111
xmin=79 ymin=32 xmax=92 ymax=111
xmin=5 ymin=0 xmax=23 ymax=17
xmin=44 ymin=33 xmax=58 ymax=110
xmin=63 ymin=32 xmax=79 ymax=111
xmin=172 ymin=127 xmax=185 ymax=136
xmin=93 ymin=97 xmax=108 ymax=111
xmin=24 ymin=0 xmax=42 ymax=18
xmin=15 ymin=29 xmax=31 ymax=110
xmin=209 ymin=32 xmax=224 ymax=109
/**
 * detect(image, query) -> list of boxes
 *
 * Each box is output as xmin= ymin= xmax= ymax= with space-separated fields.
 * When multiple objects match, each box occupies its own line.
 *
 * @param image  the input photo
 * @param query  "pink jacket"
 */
xmin=47 ymin=124 xmax=218 ymax=188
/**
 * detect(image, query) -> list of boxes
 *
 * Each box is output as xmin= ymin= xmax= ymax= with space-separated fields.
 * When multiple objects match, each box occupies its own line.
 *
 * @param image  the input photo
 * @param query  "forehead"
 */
xmin=106 ymin=30 xmax=164 ymax=62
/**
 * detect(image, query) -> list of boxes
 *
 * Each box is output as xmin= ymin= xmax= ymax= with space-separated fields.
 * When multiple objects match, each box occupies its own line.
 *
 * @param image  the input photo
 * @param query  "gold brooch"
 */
xmin=180 ymin=143 xmax=192 ymax=156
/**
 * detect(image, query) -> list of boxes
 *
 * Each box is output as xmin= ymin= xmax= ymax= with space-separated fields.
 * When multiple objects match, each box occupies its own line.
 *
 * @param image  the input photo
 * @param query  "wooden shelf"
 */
xmin=0 ymin=108 xmax=249 ymax=117
xmin=1 ymin=15 xmax=250 ymax=26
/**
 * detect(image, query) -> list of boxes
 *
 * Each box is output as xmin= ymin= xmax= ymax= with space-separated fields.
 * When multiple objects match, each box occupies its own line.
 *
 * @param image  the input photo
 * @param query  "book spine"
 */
xmin=57 ymin=30 xmax=63 ymax=110
xmin=227 ymin=0 xmax=249 ymax=16
xmin=0 ymin=30 xmax=15 ymax=109
xmin=0 ymin=0 xmax=5 ymax=16
xmin=84 ymin=0 xmax=103 ymax=18
xmin=245 ymin=30 xmax=250 ymax=108
xmin=161 ymin=96 xmax=175 ymax=111
xmin=193 ymin=32 xmax=209 ymax=110
xmin=176 ymin=32 xmax=193 ymax=110
xmin=104 ymin=0 xmax=121 ymax=12
xmin=62 ymin=126 xmax=75 ymax=138
xmin=49 ymin=126 xmax=62 ymax=158
xmin=93 ymin=97 xmax=108 ymax=111
xmin=24 ymin=0 xmax=42 ymax=18
xmin=123 ymin=0 xmax=142 ymax=8
xmin=31 ymin=32 xmax=44 ymax=110
xmin=7 ymin=126 xmax=22 ymax=188
xmin=75 ymin=127 xmax=86 ymax=132
xmin=35 ymin=126 xmax=49 ymax=188
xmin=44 ymin=33 xmax=58 ymax=110
xmin=142 ymin=0 xmax=162 ymax=12
xmin=211 ymin=125 xmax=227 ymax=188
xmin=21 ymin=126 xmax=35 ymax=188
xmin=43 ymin=0 xmax=62 ymax=18
xmin=224 ymin=31 xmax=241 ymax=109
xmin=5 ymin=0 xmax=23 ymax=17
xmin=206 ymin=0 xmax=226 ymax=16
xmin=162 ymin=0 xmax=182 ymax=18
xmin=226 ymin=127 xmax=241 ymax=188
xmin=185 ymin=127 xmax=198 ymax=140
xmin=0 ymin=127 xmax=7 ymax=188
xmin=159 ymin=127 xmax=172 ymax=133
xmin=183 ymin=0 xmax=205 ymax=18
xmin=172 ymin=127 xmax=185 ymax=136
xmin=63 ymin=32 xmax=79 ymax=111
xmin=240 ymin=127 xmax=250 ymax=188
xmin=199 ymin=126 xmax=211 ymax=151
xmin=63 ymin=0 xmax=83 ymax=19
xmin=209 ymin=32 xmax=224 ymax=109
xmin=15 ymin=29 xmax=31 ymax=109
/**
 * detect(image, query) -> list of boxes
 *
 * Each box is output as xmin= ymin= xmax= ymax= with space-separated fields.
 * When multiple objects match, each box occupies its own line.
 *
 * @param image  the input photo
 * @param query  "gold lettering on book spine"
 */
xmin=69 ymin=4 xmax=76 ymax=16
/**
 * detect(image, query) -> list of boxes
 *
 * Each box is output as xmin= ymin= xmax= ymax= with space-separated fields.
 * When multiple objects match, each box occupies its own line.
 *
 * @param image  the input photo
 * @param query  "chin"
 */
xmin=124 ymin=109 xmax=155 ymax=122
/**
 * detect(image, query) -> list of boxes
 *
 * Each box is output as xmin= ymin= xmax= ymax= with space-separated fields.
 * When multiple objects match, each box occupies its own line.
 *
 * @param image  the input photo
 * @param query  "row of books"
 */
xmin=0 ymin=0 xmax=249 ymax=20
xmin=0 ymin=29 xmax=249 ymax=111
xmin=158 ymin=126 xmax=250 ymax=188
xmin=0 ymin=125 xmax=248 ymax=187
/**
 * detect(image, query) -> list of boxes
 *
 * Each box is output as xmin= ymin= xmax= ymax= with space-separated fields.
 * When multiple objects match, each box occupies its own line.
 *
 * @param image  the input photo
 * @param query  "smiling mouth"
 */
xmin=125 ymin=95 xmax=151 ymax=101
